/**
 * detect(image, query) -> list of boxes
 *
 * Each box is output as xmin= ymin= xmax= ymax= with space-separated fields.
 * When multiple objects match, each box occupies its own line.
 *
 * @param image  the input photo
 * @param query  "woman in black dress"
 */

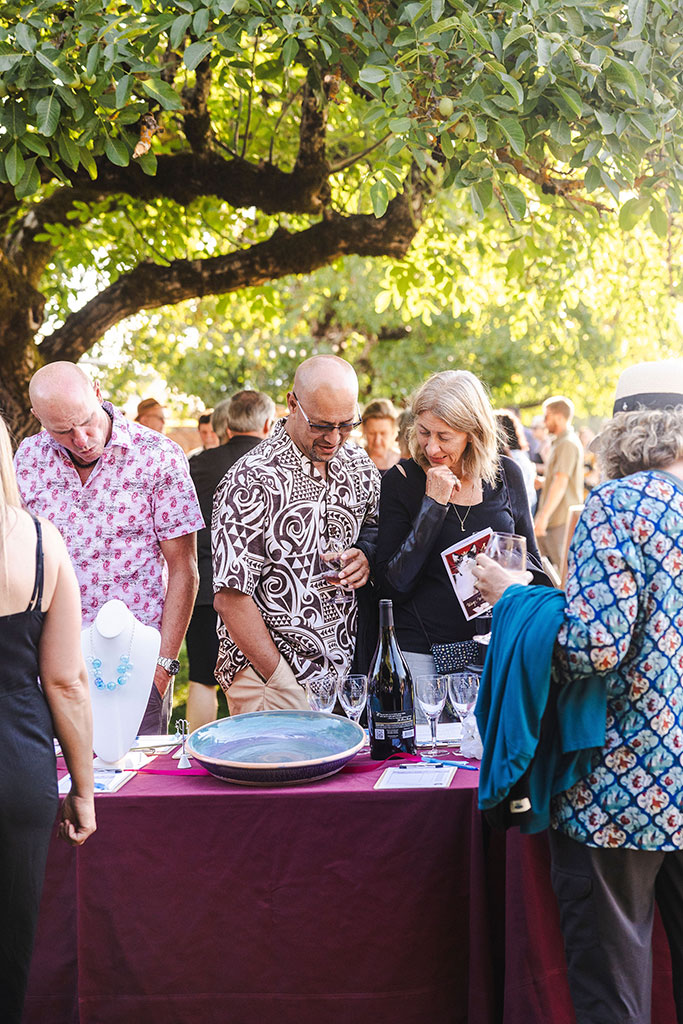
xmin=376 ymin=370 xmax=549 ymax=680
xmin=0 ymin=415 xmax=95 ymax=1022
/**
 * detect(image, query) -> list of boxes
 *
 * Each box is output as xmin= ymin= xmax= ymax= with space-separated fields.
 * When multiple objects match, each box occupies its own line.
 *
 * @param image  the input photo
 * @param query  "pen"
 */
xmin=420 ymin=757 xmax=478 ymax=771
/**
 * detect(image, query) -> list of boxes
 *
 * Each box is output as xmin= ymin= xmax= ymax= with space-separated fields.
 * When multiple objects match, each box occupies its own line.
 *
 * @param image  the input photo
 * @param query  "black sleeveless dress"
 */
xmin=0 ymin=518 xmax=58 ymax=1023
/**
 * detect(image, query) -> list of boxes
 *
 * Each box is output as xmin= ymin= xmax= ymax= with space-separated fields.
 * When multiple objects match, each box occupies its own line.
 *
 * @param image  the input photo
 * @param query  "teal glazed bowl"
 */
xmin=186 ymin=710 xmax=365 ymax=786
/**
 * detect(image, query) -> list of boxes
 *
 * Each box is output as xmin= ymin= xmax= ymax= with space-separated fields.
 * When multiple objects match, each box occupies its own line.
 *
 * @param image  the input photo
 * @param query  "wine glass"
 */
xmin=485 ymin=532 xmax=527 ymax=570
xmin=415 ymin=675 xmax=448 ymax=757
xmin=305 ymin=673 xmax=337 ymax=713
xmin=319 ymin=535 xmax=351 ymax=604
xmin=337 ymin=674 xmax=368 ymax=747
xmin=447 ymin=672 xmax=480 ymax=749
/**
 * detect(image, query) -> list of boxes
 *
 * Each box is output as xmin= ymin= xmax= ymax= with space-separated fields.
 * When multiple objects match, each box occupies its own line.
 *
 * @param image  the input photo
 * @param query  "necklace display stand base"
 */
xmin=83 ymin=599 xmax=161 ymax=764
xmin=92 ymin=750 xmax=153 ymax=771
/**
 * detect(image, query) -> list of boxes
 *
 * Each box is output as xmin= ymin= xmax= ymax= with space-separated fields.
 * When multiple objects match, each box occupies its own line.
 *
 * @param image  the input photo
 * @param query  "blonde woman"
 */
xmin=0 ymin=415 xmax=95 ymax=1023
xmin=375 ymin=370 xmax=548 ymax=679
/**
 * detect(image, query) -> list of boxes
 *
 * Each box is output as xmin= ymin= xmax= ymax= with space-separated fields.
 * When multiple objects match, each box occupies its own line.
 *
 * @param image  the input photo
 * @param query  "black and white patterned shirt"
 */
xmin=212 ymin=419 xmax=380 ymax=687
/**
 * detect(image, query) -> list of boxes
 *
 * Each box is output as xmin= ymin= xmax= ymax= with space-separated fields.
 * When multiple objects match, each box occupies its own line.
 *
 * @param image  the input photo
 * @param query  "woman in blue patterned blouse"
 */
xmin=475 ymin=360 xmax=683 ymax=1024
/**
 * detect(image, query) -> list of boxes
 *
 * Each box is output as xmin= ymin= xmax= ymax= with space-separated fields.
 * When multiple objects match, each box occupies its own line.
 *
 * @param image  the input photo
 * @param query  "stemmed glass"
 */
xmin=337 ymin=674 xmax=368 ymax=747
xmin=447 ymin=672 xmax=480 ymax=749
xmin=319 ymin=535 xmax=351 ymax=604
xmin=305 ymin=674 xmax=337 ymax=713
xmin=485 ymin=532 xmax=527 ymax=570
xmin=415 ymin=675 xmax=448 ymax=757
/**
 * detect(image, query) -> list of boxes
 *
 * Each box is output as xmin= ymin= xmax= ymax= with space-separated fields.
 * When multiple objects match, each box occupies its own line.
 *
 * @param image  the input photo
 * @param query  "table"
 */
xmin=23 ymin=754 xmax=676 ymax=1024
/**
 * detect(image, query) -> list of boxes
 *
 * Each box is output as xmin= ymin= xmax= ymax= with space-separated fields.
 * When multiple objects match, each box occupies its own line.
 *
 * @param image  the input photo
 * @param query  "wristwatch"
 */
xmin=157 ymin=656 xmax=181 ymax=677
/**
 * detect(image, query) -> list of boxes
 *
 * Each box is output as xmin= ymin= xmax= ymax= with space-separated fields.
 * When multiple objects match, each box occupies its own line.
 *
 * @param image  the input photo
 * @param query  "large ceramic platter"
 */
xmin=186 ymin=710 xmax=365 ymax=786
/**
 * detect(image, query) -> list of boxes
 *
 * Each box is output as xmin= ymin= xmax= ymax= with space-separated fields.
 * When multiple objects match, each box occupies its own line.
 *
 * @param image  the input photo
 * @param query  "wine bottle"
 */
xmin=367 ymin=599 xmax=416 ymax=759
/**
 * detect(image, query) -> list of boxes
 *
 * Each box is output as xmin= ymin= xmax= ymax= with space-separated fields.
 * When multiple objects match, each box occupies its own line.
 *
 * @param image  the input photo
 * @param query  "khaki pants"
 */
xmin=226 ymin=655 xmax=308 ymax=716
xmin=538 ymin=524 xmax=566 ymax=573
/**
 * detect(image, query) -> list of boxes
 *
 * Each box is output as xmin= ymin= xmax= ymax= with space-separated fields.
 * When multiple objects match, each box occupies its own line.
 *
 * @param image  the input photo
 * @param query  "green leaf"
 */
xmin=0 ymin=55 xmax=22 ymax=72
xmin=136 ymin=149 xmax=157 ymax=176
xmin=595 ymin=110 xmax=616 ymax=134
xmin=193 ymin=8 xmax=210 ymax=37
xmin=474 ymin=179 xmax=493 ymax=210
xmin=22 ymin=134 xmax=49 ymax=156
xmin=358 ymin=66 xmax=388 ymax=85
xmin=499 ymin=116 xmax=525 ymax=156
xmin=501 ymin=182 xmax=526 ymax=220
xmin=469 ymin=183 xmax=484 ymax=219
xmin=36 ymin=94 xmax=61 ymax=136
xmin=5 ymin=142 xmax=25 ymax=185
xmin=618 ymin=195 xmax=649 ymax=230
xmin=282 ymin=37 xmax=298 ymax=67
xmin=629 ymin=110 xmax=656 ymax=139
xmin=649 ymin=198 xmax=668 ymax=238
xmin=555 ymin=85 xmax=582 ymax=117
xmin=388 ymin=117 xmax=411 ymax=133
xmin=142 ymin=78 xmax=183 ymax=110
xmin=497 ymin=72 xmax=524 ymax=106
xmin=503 ymin=24 xmax=533 ymax=49
xmin=584 ymin=165 xmax=601 ymax=192
xmin=370 ymin=180 xmax=389 ymax=218
xmin=439 ymin=130 xmax=454 ymax=158
xmin=628 ymin=0 xmax=647 ymax=36
xmin=104 ymin=136 xmax=130 ymax=166
xmin=431 ymin=0 xmax=444 ymax=20
xmin=170 ymin=14 xmax=192 ymax=49
xmin=183 ymin=41 xmax=212 ymax=71
xmin=79 ymin=146 xmax=98 ymax=180
xmin=14 ymin=156 xmax=40 ymax=199
xmin=115 ymin=74 xmax=134 ymax=109
xmin=35 ymin=51 xmax=62 ymax=79
xmin=15 ymin=23 xmax=36 ymax=52
xmin=600 ymin=169 xmax=620 ymax=203
xmin=506 ymin=248 xmax=524 ymax=277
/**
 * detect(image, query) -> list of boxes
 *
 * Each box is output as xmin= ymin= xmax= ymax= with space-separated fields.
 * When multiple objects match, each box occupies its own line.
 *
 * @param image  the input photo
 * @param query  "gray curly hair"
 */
xmin=598 ymin=407 xmax=683 ymax=481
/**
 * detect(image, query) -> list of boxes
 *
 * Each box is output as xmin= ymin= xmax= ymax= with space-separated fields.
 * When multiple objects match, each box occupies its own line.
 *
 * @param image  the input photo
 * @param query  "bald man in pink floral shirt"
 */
xmin=15 ymin=362 xmax=203 ymax=733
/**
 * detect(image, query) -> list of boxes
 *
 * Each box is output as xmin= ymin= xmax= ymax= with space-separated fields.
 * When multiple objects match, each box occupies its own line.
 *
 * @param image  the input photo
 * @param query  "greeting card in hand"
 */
xmin=440 ymin=527 xmax=493 ymax=620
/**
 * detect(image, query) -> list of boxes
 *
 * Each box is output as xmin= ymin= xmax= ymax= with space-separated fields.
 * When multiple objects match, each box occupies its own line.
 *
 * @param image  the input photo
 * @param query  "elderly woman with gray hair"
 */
xmin=375 ymin=370 xmax=547 ymax=681
xmin=474 ymin=360 xmax=683 ymax=1024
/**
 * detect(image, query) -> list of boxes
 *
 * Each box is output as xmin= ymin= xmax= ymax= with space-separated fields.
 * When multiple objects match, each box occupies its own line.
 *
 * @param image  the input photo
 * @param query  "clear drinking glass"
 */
xmin=415 ymin=674 xmax=448 ymax=757
xmin=305 ymin=674 xmax=337 ymax=713
xmin=485 ymin=532 xmax=527 ymax=570
xmin=446 ymin=672 xmax=480 ymax=749
xmin=337 ymin=674 xmax=368 ymax=747
xmin=319 ymin=536 xmax=351 ymax=604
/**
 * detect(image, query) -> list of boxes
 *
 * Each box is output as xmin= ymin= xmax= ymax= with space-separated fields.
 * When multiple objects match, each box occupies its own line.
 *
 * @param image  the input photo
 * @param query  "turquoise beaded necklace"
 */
xmin=88 ymin=622 xmax=136 ymax=692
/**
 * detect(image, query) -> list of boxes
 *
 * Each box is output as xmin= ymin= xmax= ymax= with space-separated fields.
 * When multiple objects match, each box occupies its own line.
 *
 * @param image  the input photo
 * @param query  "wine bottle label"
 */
xmin=372 ymin=711 xmax=415 ymax=741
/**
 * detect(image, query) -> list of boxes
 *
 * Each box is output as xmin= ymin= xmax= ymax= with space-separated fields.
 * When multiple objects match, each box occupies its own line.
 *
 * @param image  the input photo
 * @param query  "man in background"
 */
xmin=186 ymin=390 xmax=275 ymax=730
xmin=212 ymin=355 xmax=380 ymax=716
xmin=534 ymin=395 xmax=584 ymax=572
xmin=189 ymin=412 xmax=220 ymax=457
xmin=134 ymin=397 xmax=166 ymax=434
xmin=15 ymin=363 xmax=202 ymax=733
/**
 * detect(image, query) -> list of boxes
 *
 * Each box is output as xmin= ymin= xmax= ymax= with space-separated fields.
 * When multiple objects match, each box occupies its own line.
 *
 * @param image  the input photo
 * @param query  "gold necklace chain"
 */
xmin=450 ymin=502 xmax=473 ymax=532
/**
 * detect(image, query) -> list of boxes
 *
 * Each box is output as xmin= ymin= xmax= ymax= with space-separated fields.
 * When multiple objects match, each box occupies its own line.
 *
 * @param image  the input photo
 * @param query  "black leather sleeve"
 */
xmin=381 ymin=494 xmax=448 ymax=602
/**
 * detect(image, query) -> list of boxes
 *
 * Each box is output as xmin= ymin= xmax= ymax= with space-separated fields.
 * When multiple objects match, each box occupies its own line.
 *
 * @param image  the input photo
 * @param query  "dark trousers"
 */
xmin=549 ymin=828 xmax=683 ymax=1024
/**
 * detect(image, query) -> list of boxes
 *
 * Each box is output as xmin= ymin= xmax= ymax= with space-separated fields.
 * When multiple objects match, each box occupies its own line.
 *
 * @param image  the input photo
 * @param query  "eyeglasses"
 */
xmin=292 ymin=392 xmax=362 ymax=435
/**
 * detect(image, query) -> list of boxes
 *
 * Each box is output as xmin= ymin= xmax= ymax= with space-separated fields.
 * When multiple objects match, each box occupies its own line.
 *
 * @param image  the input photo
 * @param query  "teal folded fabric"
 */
xmin=475 ymin=584 xmax=606 ymax=833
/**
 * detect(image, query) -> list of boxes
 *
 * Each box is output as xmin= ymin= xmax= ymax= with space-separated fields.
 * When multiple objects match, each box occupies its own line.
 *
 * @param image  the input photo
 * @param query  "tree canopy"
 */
xmin=1 ymin=0 xmax=682 ymax=434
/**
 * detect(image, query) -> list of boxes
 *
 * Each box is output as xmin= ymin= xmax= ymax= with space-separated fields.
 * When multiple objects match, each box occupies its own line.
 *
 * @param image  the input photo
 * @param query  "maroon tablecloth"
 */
xmin=25 ymin=754 xmax=497 ymax=1024
xmin=23 ymin=754 xmax=676 ymax=1024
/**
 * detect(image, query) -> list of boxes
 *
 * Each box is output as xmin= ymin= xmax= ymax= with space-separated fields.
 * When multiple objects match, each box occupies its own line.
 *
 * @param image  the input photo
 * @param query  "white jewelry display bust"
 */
xmin=82 ymin=599 xmax=161 ymax=766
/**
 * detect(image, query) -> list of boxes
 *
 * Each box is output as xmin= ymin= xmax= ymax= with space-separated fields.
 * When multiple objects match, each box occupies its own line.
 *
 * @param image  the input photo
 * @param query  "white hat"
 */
xmin=612 ymin=359 xmax=683 ymax=416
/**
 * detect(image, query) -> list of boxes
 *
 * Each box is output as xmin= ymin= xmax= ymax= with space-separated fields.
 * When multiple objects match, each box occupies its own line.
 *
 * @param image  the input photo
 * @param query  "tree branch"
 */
xmin=181 ymin=55 xmax=213 ymax=154
xmin=494 ymin=149 xmax=613 ymax=213
xmin=40 ymin=168 xmax=429 ymax=363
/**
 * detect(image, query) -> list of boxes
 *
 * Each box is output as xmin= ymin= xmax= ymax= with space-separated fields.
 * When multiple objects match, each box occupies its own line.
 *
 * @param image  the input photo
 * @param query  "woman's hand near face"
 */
xmin=473 ymin=553 xmax=532 ymax=605
xmin=425 ymin=465 xmax=461 ymax=505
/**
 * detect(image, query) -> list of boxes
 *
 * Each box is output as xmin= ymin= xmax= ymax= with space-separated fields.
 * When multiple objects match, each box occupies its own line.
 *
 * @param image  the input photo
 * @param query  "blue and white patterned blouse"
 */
xmin=552 ymin=470 xmax=683 ymax=850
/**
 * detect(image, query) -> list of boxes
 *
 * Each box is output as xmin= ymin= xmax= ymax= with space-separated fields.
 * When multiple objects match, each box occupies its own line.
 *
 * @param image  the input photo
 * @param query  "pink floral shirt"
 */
xmin=14 ymin=403 xmax=203 ymax=628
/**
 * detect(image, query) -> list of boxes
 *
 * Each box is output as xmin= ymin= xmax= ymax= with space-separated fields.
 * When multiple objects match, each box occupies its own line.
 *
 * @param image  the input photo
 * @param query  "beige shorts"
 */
xmin=225 ymin=655 xmax=308 ymax=716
